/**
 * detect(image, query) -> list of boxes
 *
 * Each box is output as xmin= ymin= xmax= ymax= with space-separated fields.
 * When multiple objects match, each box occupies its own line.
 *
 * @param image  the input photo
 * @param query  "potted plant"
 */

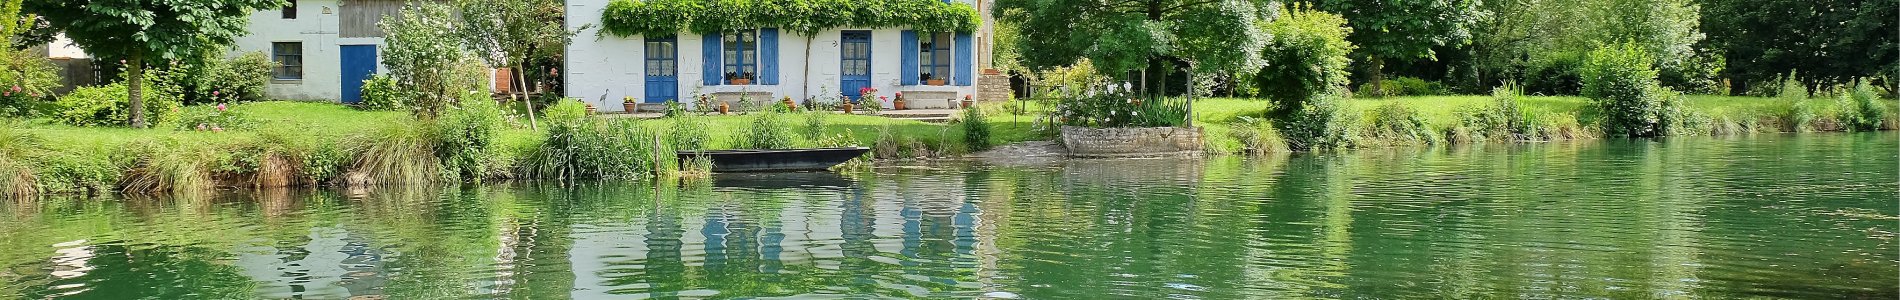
xmin=922 ymin=73 xmax=945 ymax=86
xmin=585 ymin=103 xmax=598 ymax=114
xmin=892 ymin=91 xmax=907 ymax=110
xmin=841 ymin=96 xmax=855 ymax=114
xmin=780 ymin=96 xmax=797 ymax=112
xmin=961 ymin=94 xmax=975 ymax=109
xmin=623 ymin=96 xmax=639 ymax=113
xmin=718 ymin=101 xmax=730 ymax=114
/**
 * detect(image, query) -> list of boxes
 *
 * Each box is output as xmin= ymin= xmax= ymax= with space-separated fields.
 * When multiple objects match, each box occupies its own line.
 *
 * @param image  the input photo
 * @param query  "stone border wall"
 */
xmin=1060 ymin=126 xmax=1204 ymax=158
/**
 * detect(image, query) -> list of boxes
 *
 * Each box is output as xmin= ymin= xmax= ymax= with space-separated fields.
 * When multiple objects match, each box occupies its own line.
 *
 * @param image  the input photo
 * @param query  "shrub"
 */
xmin=358 ymin=74 xmax=407 ymax=111
xmin=436 ymin=92 xmax=506 ymax=181
xmin=55 ymin=83 xmax=182 ymax=127
xmin=152 ymin=51 xmax=274 ymax=105
xmin=382 ymin=2 xmax=488 ymax=117
xmin=737 ymin=110 xmax=794 ymax=149
xmin=1363 ymin=101 xmax=1435 ymax=145
xmin=1840 ymin=80 xmax=1888 ymax=132
xmin=1049 ymin=93 xmax=1191 ymax=128
xmin=1581 ymin=44 xmax=1677 ymax=137
xmin=521 ymin=100 xmax=657 ymax=180
xmin=1255 ymin=4 xmax=1353 ymax=115
xmin=1274 ymin=95 xmax=1350 ymax=151
xmin=1523 ymin=54 xmax=1584 ymax=96
xmin=1356 ymin=76 xmax=1449 ymax=97
xmin=0 ymin=47 xmax=61 ymax=116
xmin=800 ymin=110 xmax=828 ymax=141
xmin=668 ymin=113 xmax=711 ymax=150
xmin=960 ymin=106 xmax=992 ymax=151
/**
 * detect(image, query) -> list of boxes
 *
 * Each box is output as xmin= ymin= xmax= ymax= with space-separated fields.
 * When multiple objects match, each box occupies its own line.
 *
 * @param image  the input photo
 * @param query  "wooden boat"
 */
xmin=677 ymin=147 xmax=870 ymax=172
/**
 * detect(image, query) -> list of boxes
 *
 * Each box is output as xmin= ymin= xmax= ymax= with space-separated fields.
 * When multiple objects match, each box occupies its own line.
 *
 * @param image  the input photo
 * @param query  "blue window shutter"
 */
xmin=702 ymin=32 xmax=722 ymax=85
xmin=760 ymin=28 xmax=779 ymax=85
xmin=900 ymin=30 xmax=918 ymax=86
xmin=954 ymin=32 xmax=974 ymax=86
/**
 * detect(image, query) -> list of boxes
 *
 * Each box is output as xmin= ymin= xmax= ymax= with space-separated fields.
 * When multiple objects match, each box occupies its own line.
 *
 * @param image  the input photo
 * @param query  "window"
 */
xmin=646 ymin=37 xmax=676 ymax=76
xmin=722 ymin=30 xmax=757 ymax=84
xmin=281 ymin=0 xmax=296 ymax=19
xmin=919 ymin=32 xmax=952 ymax=83
xmin=271 ymin=42 xmax=302 ymax=80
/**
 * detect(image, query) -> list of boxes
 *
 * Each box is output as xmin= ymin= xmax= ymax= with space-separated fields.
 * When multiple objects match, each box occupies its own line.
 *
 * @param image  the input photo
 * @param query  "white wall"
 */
xmin=230 ymin=0 xmax=385 ymax=102
xmin=566 ymin=0 xmax=985 ymax=112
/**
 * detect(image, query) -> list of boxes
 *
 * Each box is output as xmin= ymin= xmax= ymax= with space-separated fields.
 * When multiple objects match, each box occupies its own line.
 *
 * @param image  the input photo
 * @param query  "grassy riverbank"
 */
xmin=1 ymin=94 xmax=1889 ymax=196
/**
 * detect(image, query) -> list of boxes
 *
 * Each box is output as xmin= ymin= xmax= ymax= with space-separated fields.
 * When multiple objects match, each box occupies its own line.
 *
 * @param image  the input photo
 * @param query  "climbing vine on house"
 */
xmin=599 ymin=0 xmax=980 ymax=37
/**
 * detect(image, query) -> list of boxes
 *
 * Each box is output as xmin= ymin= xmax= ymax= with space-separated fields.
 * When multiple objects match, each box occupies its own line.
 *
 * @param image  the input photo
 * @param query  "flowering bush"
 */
xmin=1048 ymin=92 xmax=1190 ymax=128
xmin=0 ymin=47 xmax=60 ymax=116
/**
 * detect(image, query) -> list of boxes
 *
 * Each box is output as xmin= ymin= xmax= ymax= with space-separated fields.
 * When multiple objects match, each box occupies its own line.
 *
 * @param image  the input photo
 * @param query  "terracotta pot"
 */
xmin=731 ymin=78 xmax=752 ymax=85
xmin=718 ymin=102 xmax=730 ymax=114
xmin=842 ymin=103 xmax=854 ymax=114
xmin=893 ymin=100 xmax=907 ymax=110
xmin=623 ymin=102 xmax=638 ymax=113
xmin=926 ymin=79 xmax=946 ymax=86
xmin=961 ymin=99 xmax=975 ymax=109
xmin=781 ymin=99 xmax=796 ymax=111
xmin=585 ymin=104 xmax=597 ymax=114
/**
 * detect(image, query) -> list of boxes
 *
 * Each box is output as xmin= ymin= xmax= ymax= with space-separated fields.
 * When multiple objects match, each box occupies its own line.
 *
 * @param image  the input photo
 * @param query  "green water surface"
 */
xmin=1 ymin=133 xmax=1894 ymax=299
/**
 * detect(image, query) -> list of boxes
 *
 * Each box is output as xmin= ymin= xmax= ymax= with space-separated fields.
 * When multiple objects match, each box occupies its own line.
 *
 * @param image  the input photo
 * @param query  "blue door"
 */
xmin=839 ymin=31 xmax=872 ymax=102
xmin=644 ymin=36 xmax=678 ymax=103
xmin=339 ymin=45 xmax=378 ymax=104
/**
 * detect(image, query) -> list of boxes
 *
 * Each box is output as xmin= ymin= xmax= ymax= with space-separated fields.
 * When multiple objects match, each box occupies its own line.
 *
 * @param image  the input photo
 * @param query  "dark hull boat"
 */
xmin=677 ymin=147 xmax=871 ymax=172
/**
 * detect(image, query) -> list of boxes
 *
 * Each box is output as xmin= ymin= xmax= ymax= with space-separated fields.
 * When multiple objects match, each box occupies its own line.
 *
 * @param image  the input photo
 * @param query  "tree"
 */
xmin=456 ymin=0 xmax=574 ymax=130
xmin=1313 ymin=0 xmax=1483 ymax=96
xmin=1255 ymin=3 xmax=1354 ymax=150
xmin=25 ymin=0 xmax=281 ymax=128
xmin=384 ymin=2 xmax=485 ymax=118
xmin=996 ymin=0 xmax=1267 ymax=101
xmin=1700 ymin=0 xmax=1898 ymax=94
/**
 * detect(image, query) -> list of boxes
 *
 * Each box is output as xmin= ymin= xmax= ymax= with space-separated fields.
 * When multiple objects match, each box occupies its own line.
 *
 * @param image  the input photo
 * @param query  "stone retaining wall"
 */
xmin=978 ymin=74 xmax=1010 ymax=102
xmin=1060 ymin=126 xmax=1204 ymax=157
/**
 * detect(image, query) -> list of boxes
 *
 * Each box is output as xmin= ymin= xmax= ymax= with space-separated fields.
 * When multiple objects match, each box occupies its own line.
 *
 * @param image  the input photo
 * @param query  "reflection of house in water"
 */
xmin=235 ymin=226 xmax=387 ymax=299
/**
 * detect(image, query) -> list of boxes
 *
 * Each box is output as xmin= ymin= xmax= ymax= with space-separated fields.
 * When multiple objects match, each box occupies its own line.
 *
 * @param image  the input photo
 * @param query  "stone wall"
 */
xmin=1060 ymin=126 xmax=1204 ymax=158
xmin=978 ymin=73 xmax=1010 ymax=102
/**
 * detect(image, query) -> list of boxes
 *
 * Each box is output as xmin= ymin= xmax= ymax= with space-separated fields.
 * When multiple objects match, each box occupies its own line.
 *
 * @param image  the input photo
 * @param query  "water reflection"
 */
xmin=0 ymin=134 xmax=1894 ymax=299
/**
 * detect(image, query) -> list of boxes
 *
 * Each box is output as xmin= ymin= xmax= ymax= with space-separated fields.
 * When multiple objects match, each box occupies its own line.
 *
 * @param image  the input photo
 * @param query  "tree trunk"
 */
xmin=802 ymin=35 xmax=815 ymax=104
xmin=515 ymin=64 xmax=538 ymax=130
xmin=1367 ymin=55 xmax=1385 ymax=98
xmin=127 ymin=51 xmax=146 ymax=129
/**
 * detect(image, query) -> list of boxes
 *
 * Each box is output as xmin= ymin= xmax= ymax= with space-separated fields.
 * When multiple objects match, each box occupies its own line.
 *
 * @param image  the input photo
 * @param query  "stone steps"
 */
xmin=877 ymin=110 xmax=957 ymax=123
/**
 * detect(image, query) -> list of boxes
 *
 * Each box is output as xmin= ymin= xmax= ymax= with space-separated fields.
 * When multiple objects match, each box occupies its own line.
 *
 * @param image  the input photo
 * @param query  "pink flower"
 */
xmin=211 ymin=126 xmax=223 ymax=132
xmin=879 ymin=96 xmax=888 ymax=101
xmin=196 ymin=124 xmax=207 ymax=131
xmin=212 ymin=91 xmax=220 ymax=97
xmin=10 ymin=86 xmax=19 ymax=93
xmin=216 ymin=103 xmax=227 ymax=111
xmin=894 ymin=92 xmax=903 ymax=97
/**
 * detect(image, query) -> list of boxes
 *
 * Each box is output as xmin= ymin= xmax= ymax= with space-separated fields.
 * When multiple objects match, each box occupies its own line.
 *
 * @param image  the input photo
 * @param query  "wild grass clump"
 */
xmin=1448 ymin=84 xmax=1549 ymax=143
xmin=120 ymin=138 xmax=217 ymax=194
xmin=668 ymin=112 xmax=711 ymax=150
xmin=1225 ymin=116 xmax=1285 ymax=155
xmin=1840 ymin=80 xmax=1889 ymax=132
xmin=801 ymin=110 xmax=828 ymax=141
xmin=0 ymin=123 xmax=41 ymax=197
xmin=520 ymin=100 xmax=657 ymax=181
xmin=960 ymin=106 xmax=993 ymax=151
xmin=1272 ymin=95 xmax=1351 ymax=151
xmin=1361 ymin=101 xmax=1436 ymax=145
xmin=736 ymin=110 xmax=795 ymax=149
xmin=346 ymin=119 xmax=442 ymax=186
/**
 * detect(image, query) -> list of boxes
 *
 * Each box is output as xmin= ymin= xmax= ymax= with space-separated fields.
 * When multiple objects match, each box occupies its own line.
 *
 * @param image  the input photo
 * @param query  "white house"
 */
xmin=230 ymin=0 xmax=404 ymax=103
xmin=564 ymin=0 xmax=999 ymax=112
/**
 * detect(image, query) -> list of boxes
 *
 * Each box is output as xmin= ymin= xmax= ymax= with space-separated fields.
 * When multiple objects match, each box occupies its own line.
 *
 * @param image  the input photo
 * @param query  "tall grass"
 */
xmin=0 ymin=123 xmax=40 ymax=197
xmin=519 ymin=100 xmax=657 ymax=181
xmin=346 ymin=119 xmax=441 ymax=186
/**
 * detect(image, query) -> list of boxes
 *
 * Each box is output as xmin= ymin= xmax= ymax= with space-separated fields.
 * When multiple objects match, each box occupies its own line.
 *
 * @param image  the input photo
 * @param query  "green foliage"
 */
xmin=1467 ymin=0 xmax=1712 ymax=95
xmin=1363 ymin=101 xmax=1435 ymax=144
xmin=1450 ymin=85 xmax=1541 ymax=142
xmin=358 ymin=74 xmax=407 ymax=111
xmin=1049 ymin=93 xmax=1191 ymax=128
xmin=436 ymin=93 xmax=506 ymax=181
xmin=0 ymin=46 xmax=59 ymax=116
xmin=25 ymin=0 xmax=284 ymax=128
xmin=1701 ymin=0 xmax=1896 ymax=92
xmin=1273 ymin=95 xmax=1350 ymax=151
xmin=668 ymin=113 xmax=711 ymax=150
xmin=521 ymin=109 xmax=657 ymax=180
xmin=152 ymin=51 xmax=275 ymax=105
xmin=1581 ymin=44 xmax=1679 ymax=137
xmin=601 ymin=0 xmax=981 ymax=37
xmin=997 ymin=0 xmax=1265 ymax=78
xmin=1841 ymin=80 xmax=1889 ymax=132
xmin=1313 ymin=0 xmax=1483 ymax=63
xmin=959 ymin=106 xmax=991 ymax=151
xmin=1255 ymin=5 xmax=1353 ymax=119
xmin=349 ymin=119 xmax=441 ymax=185
xmin=1356 ymin=76 xmax=1449 ymax=97
xmin=800 ymin=110 xmax=827 ymax=140
xmin=166 ymin=104 xmax=253 ymax=131
xmin=382 ymin=2 xmax=487 ymax=117
xmin=1523 ymin=54 xmax=1584 ymax=96
xmin=737 ymin=110 xmax=794 ymax=149
xmin=56 ymin=83 xmax=181 ymax=127
xmin=1224 ymin=116 xmax=1284 ymax=154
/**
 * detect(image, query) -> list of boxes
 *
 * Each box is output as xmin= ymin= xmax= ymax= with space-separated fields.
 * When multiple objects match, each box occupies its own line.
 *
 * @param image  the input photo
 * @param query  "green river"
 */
xmin=1 ymin=133 xmax=1894 ymax=299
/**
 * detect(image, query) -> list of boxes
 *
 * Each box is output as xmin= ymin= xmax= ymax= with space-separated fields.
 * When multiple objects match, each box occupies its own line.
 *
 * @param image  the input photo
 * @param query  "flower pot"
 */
xmin=585 ymin=103 xmax=597 ymax=114
xmin=731 ymin=78 xmax=752 ymax=85
xmin=926 ymin=79 xmax=946 ymax=86
xmin=623 ymin=102 xmax=639 ymax=113
xmin=842 ymin=103 xmax=854 ymax=114
xmin=718 ymin=102 xmax=730 ymax=115
xmin=781 ymin=98 xmax=797 ymax=111
xmin=893 ymin=100 xmax=907 ymax=110
xmin=961 ymin=99 xmax=975 ymax=109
